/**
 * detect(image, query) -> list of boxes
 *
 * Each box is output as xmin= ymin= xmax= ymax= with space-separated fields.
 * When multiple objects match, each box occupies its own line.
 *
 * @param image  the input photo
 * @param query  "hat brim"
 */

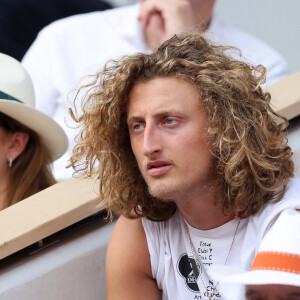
xmin=0 ymin=99 xmax=68 ymax=162
xmin=222 ymin=270 xmax=300 ymax=287
xmin=208 ymin=265 xmax=300 ymax=287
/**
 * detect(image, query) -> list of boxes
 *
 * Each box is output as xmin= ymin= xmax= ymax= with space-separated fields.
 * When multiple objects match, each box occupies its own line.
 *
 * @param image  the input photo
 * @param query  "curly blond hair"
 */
xmin=69 ymin=33 xmax=294 ymax=221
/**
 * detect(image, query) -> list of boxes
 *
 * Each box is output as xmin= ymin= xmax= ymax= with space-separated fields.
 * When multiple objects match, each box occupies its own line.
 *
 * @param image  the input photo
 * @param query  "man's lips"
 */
xmin=147 ymin=160 xmax=173 ymax=176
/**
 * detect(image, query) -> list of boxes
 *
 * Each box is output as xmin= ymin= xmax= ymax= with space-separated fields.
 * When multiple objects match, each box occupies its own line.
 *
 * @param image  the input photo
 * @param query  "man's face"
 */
xmin=127 ymin=76 xmax=214 ymax=202
xmin=246 ymin=284 xmax=300 ymax=300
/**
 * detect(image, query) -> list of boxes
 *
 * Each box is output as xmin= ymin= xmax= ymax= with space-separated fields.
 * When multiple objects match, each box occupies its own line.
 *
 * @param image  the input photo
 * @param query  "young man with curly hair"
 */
xmin=23 ymin=0 xmax=289 ymax=180
xmin=70 ymin=33 xmax=299 ymax=300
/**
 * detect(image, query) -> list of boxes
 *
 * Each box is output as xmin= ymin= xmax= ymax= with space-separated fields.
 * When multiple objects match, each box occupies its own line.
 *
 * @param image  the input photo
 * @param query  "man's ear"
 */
xmin=7 ymin=132 xmax=30 ymax=161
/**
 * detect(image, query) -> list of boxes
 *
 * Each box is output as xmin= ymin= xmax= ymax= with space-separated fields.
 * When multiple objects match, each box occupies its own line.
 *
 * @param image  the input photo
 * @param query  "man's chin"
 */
xmin=148 ymin=185 xmax=177 ymax=201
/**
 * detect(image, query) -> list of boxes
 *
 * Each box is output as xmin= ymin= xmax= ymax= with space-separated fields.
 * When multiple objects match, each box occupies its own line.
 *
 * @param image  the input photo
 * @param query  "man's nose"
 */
xmin=142 ymin=125 xmax=162 ymax=157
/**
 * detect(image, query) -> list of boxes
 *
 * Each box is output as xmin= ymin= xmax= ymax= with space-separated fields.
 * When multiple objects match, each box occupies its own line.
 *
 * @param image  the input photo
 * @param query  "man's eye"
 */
xmin=133 ymin=123 xmax=144 ymax=131
xmin=165 ymin=118 xmax=176 ymax=125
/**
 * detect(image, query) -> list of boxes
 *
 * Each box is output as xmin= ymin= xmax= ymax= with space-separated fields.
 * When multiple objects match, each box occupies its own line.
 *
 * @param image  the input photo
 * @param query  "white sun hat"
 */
xmin=0 ymin=53 xmax=68 ymax=162
xmin=209 ymin=208 xmax=300 ymax=287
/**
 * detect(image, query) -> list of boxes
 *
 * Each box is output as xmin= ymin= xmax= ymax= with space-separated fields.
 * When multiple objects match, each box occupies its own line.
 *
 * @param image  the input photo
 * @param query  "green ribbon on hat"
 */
xmin=0 ymin=90 xmax=23 ymax=103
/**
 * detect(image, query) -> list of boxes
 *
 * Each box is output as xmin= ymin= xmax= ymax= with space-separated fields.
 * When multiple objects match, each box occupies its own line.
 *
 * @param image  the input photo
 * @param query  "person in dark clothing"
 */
xmin=0 ymin=0 xmax=112 ymax=61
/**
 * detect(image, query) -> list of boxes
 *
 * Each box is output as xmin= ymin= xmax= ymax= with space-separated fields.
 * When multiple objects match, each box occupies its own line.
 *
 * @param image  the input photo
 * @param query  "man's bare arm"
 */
xmin=106 ymin=216 xmax=162 ymax=300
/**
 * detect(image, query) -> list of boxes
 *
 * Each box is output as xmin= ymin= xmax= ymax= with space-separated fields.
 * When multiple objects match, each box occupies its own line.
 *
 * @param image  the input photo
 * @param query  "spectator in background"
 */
xmin=0 ymin=53 xmax=67 ymax=210
xmin=0 ymin=0 xmax=112 ymax=61
xmin=22 ymin=0 xmax=289 ymax=179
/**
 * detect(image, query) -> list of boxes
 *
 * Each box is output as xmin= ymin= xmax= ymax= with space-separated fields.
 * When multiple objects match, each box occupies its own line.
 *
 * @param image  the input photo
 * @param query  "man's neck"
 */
xmin=175 ymin=192 xmax=231 ymax=231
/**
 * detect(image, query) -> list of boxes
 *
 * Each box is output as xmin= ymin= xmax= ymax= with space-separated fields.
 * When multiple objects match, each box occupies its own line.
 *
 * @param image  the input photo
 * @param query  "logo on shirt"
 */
xmin=177 ymin=253 xmax=200 ymax=292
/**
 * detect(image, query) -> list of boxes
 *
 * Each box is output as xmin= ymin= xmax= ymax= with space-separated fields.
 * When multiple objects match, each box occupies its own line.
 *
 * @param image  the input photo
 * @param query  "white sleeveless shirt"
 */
xmin=142 ymin=177 xmax=300 ymax=300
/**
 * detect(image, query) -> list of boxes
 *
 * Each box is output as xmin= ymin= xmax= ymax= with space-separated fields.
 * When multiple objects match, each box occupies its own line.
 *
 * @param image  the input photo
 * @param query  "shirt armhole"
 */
xmin=142 ymin=217 xmax=160 ymax=281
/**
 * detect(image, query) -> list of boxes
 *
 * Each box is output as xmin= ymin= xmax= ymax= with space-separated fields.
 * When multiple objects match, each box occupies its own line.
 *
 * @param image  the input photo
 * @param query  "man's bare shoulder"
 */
xmin=106 ymin=216 xmax=161 ymax=300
